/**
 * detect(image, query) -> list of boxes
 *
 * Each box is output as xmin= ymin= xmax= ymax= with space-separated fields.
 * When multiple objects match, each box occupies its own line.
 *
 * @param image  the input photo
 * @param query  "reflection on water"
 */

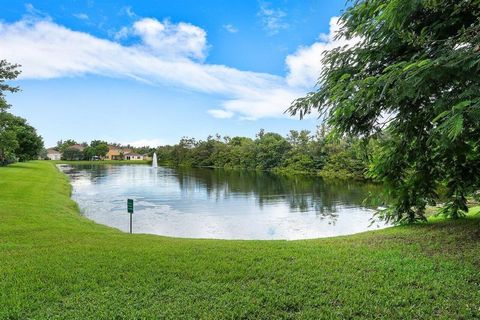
xmin=58 ymin=164 xmax=389 ymax=240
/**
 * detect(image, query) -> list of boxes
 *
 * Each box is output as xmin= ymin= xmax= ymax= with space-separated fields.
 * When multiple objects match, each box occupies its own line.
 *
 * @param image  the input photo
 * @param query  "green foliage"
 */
xmin=57 ymin=140 xmax=111 ymax=161
xmin=132 ymin=145 xmax=155 ymax=156
xmin=281 ymin=152 xmax=316 ymax=173
xmin=0 ymin=117 xmax=18 ymax=165
xmin=0 ymin=60 xmax=44 ymax=166
xmin=0 ymin=60 xmax=21 ymax=112
xmin=56 ymin=139 xmax=77 ymax=154
xmin=2 ymin=162 xmax=480 ymax=318
xmin=82 ymin=146 xmax=96 ymax=160
xmin=10 ymin=116 xmax=44 ymax=162
xmin=38 ymin=148 xmax=48 ymax=160
xmin=0 ymin=114 xmax=43 ymax=165
xmin=224 ymin=136 xmax=256 ymax=168
xmin=289 ymin=0 xmax=480 ymax=223
xmin=87 ymin=140 xmax=109 ymax=158
xmin=255 ymin=132 xmax=291 ymax=170
xmin=62 ymin=147 xmax=83 ymax=161
xmin=155 ymin=129 xmax=369 ymax=179
xmin=320 ymin=139 xmax=367 ymax=180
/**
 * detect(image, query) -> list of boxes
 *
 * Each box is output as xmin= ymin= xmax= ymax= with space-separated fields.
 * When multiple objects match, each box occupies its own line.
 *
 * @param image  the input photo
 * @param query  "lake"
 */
xmin=58 ymin=164 xmax=389 ymax=240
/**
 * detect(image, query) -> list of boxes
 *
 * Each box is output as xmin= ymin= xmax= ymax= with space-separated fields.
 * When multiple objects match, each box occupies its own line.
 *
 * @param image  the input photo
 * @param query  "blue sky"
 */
xmin=1 ymin=0 xmax=349 ymax=147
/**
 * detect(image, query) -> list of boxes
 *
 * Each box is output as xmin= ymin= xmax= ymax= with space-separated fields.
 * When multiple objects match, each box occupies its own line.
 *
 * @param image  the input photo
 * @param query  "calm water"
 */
xmin=59 ymin=164 xmax=389 ymax=240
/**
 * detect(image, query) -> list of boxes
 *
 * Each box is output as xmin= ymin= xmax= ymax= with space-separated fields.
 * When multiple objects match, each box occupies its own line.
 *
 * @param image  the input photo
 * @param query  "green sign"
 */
xmin=127 ymin=199 xmax=134 ymax=213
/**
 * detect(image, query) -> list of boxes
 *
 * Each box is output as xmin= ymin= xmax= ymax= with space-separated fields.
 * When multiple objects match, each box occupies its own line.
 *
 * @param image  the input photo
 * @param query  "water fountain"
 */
xmin=152 ymin=152 xmax=158 ymax=168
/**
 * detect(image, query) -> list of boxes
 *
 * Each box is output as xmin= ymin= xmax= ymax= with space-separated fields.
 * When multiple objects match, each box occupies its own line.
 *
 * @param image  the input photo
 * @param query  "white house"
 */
xmin=46 ymin=148 xmax=61 ymax=160
xmin=124 ymin=153 xmax=144 ymax=161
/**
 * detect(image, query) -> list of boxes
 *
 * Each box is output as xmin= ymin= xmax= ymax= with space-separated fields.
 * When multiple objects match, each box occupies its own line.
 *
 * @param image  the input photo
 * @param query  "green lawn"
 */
xmin=52 ymin=160 xmax=151 ymax=165
xmin=1 ymin=161 xmax=480 ymax=319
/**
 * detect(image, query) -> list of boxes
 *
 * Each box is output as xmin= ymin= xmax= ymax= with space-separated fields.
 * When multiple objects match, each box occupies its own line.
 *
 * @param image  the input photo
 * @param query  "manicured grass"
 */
xmin=1 ymin=161 xmax=480 ymax=319
xmin=52 ymin=160 xmax=150 ymax=165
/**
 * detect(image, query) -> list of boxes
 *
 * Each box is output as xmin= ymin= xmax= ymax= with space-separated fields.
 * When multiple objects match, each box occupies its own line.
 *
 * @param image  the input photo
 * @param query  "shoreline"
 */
xmin=2 ymin=161 xmax=480 ymax=318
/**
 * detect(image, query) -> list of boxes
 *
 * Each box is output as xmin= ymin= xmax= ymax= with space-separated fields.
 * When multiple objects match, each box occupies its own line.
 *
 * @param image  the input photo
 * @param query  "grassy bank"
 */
xmin=1 ymin=161 xmax=480 ymax=319
xmin=52 ymin=160 xmax=150 ymax=165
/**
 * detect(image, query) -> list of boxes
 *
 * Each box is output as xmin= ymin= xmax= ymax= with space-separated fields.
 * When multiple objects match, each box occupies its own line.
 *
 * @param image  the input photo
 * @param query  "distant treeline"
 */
xmin=53 ymin=139 xmax=155 ymax=161
xmin=156 ymin=128 xmax=371 ymax=180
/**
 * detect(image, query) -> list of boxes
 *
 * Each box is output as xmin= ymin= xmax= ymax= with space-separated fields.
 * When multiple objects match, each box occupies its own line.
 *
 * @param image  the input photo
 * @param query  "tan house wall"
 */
xmin=106 ymin=147 xmax=133 ymax=160
xmin=106 ymin=149 xmax=121 ymax=160
xmin=47 ymin=152 xmax=61 ymax=160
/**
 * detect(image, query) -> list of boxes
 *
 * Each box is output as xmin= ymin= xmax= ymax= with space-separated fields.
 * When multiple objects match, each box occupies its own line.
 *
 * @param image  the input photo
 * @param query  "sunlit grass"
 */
xmin=1 ymin=161 xmax=479 ymax=319
xmin=52 ymin=160 xmax=150 ymax=165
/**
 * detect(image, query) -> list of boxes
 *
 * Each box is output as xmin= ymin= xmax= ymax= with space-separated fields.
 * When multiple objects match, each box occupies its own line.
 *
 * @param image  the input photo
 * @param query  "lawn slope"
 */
xmin=1 ymin=161 xmax=480 ymax=319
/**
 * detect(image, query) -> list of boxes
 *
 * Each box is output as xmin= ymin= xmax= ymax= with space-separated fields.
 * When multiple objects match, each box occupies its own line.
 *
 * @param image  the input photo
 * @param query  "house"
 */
xmin=124 ymin=153 xmax=144 ymax=161
xmin=106 ymin=146 xmax=132 ymax=160
xmin=69 ymin=144 xmax=85 ymax=152
xmin=46 ymin=148 xmax=61 ymax=160
xmin=106 ymin=146 xmax=121 ymax=160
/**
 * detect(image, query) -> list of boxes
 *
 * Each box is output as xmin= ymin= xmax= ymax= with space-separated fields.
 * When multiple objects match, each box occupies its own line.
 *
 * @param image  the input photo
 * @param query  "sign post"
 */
xmin=127 ymin=199 xmax=134 ymax=234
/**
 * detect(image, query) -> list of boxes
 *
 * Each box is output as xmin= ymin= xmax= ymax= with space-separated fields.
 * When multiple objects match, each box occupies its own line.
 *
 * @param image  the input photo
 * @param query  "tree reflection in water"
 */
xmin=61 ymin=164 xmax=381 ymax=225
xmin=171 ymin=167 xmax=380 ymax=222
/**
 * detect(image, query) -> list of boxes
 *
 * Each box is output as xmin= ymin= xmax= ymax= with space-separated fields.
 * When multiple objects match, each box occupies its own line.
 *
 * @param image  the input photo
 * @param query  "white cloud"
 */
xmin=258 ymin=2 xmax=288 ymax=35
xmin=220 ymin=87 xmax=303 ymax=120
xmin=73 ymin=13 xmax=89 ymax=20
xmin=285 ymin=17 xmax=359 ymax=88
xmin=122 ymin=139 xmax=165 ymax=147
xmin=111 ymin=18 xmax=208 ymax=61
xmin=0 ymin=15 xmax=352 ymax=120
xmin=207 ymin=109 xmax=234 ymax=119
xmin=222 ymin=24 xmax=238 ymax=33
xmin=114 ymin=26 xmax=129 ymax=40
xmin=132 ymin=18 xmax=208 ymax=61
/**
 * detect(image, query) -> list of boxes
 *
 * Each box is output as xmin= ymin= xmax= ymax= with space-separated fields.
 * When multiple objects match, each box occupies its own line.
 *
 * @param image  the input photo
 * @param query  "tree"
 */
xmin=0 ymin=61 xmax=43 ymax=165
xmin=80 ymin=142 xmax=107 ymax=161
xmin=11 ymin=115 xmax=43 ymax=161
xmin=319 ymin=138 xmax=367 ymax=180
xmin=90 ymin=140 xmax=109 ymax=158
xmin=226 ymin=137 xmax=256 ymax=168
xmin=57 ymin=139 xmax=77 ymax=154
xmin=62 ymin=147 xmax=83 ymax=161
xmin=289 ymin=0 xmax=480 ymax=222
xmin=83 ymin=146 xmax=96 ymax=160
xmin=134 ymin=146 xmax=155 ymax=156
xmin=0 ymin=61 xmax=21 ymax=165
xmin=0 ymin=120 xmax=18 ymax=165
xmin=0 ymin=60 xmax=21 ymax=112
xmin=255 ymin=132 xmax=291 ymax=170
xmin=283 ymin=130 xmax=316 ymax=173
xmin=172 ymin=137 xmax=196 ymax=166
xmin=39 ymin=148 xmax=48 ymax=160
xmin=0 ymin=112 xmax=43 ymax=164
xmin=287 ymin=130 xmax=311 ymax=149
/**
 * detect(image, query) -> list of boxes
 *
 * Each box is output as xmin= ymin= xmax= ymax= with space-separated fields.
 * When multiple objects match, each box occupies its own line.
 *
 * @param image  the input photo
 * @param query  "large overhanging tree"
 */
xmin=0 ymin=60 xmax=43 ymax=165
xmin=0 ymin=60 xmax=21 ymax=112
xmin=0 ymin=60 xmax=21 ymax=164
xmin=289 ymin=0 xmax=480 ymax=223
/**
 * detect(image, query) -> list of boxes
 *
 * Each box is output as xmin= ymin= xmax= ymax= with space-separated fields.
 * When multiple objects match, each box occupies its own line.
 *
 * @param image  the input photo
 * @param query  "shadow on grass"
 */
xmin=361 ymin=215 xmax=480 ymax=259
xmin=0 ymin=162 xmax=41 ymax=170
